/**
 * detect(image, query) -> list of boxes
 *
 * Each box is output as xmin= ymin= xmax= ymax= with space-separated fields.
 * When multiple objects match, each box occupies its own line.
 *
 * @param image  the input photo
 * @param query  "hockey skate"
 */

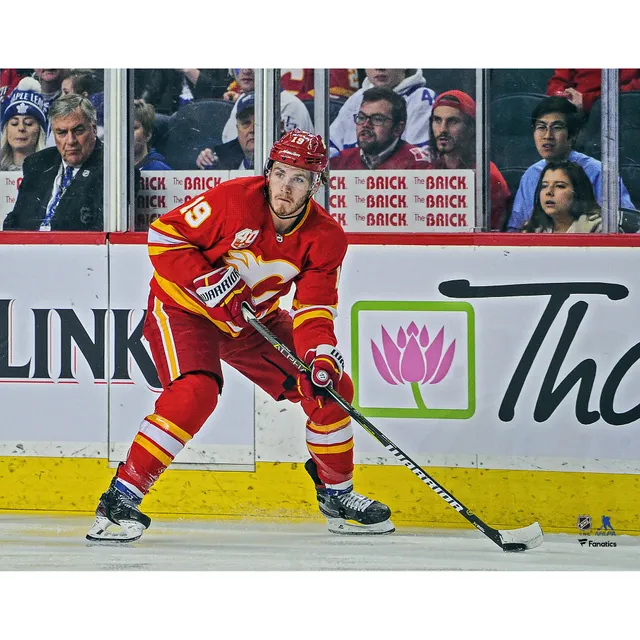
xmin=305 ymin=458 xmax=394 ymax=535
xmin=86 ymin=473 xmax=151 ymax=543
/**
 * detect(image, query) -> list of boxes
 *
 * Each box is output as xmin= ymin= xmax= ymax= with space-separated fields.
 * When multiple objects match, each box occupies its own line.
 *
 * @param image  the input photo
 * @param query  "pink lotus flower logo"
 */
xmin=371 ymin=322 xmax=456 ymax=409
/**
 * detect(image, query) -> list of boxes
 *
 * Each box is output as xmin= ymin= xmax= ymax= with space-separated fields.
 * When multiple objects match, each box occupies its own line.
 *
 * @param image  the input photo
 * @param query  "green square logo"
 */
xmin=351 ymin=300 xmax=475 ymax=419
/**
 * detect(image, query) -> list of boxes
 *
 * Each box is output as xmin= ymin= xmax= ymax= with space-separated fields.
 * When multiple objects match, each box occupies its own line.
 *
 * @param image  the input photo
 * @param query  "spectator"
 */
xmin=221 ymin=68 xmax=313 ymax=143
xmin=196 ymin=93 xmax=255 ymax=170
xmin=61 ymin=69 xmax=105 ymax=139
xmin=135 ymin=69 xmax=231 ymax=115
xmin=0 ymin=79 xmax=47 ymax=171
xmin=3 ymin=94 xmax=103 ymax=231
xmin=428 ymin=90 xmax=510 ymax=230
xmin=547 ymin=69 xmax=640 ymax=115
xmin=0 ymin=69 xmax=32 ymax=117
xmin=33 ymin=69 xmax=68 ymax=110
xmin=61 ymin=69 xmax=103 ymax=98
xmin=134 ymin=99 xmax=171 ymax=170
xmin=329 ymin=69 xmax=436 ymax=157
xmin=522 ymin=160 xmax=603 ymax=233
xmin=506 ymin=96 xmax=634 ymax=231
xmin=331 ymin=87 xmax=432 ymax=170
xmin=281 ymin=69 xmax=359 ymax=100
xmin=223 ymin=68 xmax=256 ymax=102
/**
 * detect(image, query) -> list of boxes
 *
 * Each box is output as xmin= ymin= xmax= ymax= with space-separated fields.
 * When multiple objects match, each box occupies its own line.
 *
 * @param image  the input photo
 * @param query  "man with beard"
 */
xmin=329 ymin=69 xmax=436 ymax=157
xmin=428 ymin=90 xmax=510 ymax=230
xmin=86 ymin=128 xmax=394 ymax=543
xmin=330 ymin=87 xmax=432 ymax=170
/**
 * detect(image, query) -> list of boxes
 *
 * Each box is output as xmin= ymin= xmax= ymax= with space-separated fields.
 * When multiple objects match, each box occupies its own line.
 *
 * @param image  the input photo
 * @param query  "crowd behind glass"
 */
xmin=1 ymin=68 xmax=638 ymax=234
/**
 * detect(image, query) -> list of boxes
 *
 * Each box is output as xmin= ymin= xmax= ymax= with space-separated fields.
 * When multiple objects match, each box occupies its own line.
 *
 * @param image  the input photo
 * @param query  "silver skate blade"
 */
xmin=498 ymin=522 xmax=544 ymax=552
xmin=326 ymin=517 xmax=395 ymax=535
xmin=86 ymin=515 xmax=146 ymax=544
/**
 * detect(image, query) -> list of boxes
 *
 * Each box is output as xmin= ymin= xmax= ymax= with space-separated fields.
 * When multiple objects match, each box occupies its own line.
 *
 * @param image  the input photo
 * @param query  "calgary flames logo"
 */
xmin=223 ymin=250 xmax=299 ymax=306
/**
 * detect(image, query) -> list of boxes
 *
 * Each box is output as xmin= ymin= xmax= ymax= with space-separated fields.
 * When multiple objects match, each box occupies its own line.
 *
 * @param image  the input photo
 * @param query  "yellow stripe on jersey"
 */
xmin=150 ymin=219 xmax=189 ymax=241
xmin=134 ymin=433 xmax=173 ymax=466
xmin=152 ymin=298 xmax=180 ymax=381
xmin=149 ymin=244 xmax=197 ymax=256
xmin=146 ymin=413 xmax=193 ymax=445
xmin=293 ymin=309 xmax=334 ymax=329
xmin=292 ymin=300 xmax=338 ymax=313
xmin=307 ymin=416 xmax=351 ymax=433
xmin=307 ymin=440 xmax=354 ymax=455
xmin=153 ymin=272 xmax=242 ymax=338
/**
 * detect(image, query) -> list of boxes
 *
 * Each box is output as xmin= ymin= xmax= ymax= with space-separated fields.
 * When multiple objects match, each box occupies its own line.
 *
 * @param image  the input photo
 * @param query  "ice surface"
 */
xmin=0 ymin=514 xmax=637 ymax=571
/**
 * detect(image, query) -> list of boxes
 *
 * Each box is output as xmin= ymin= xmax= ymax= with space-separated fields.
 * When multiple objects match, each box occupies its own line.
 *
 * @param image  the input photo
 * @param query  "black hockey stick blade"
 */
xmin=241 ymin=302 xmax=544 ymax=552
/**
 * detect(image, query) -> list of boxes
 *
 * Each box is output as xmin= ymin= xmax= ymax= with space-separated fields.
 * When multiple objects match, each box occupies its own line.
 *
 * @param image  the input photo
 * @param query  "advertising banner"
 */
xmin=338 ymin=244 xmax=640 ymax=473
xmin=0 ymin=171 xmax=22 ymax=229
xmin=135 ymin=170 xmax=253 ymax=230
xmin=0 ymin=244 xmax=255 ymax=467
xmin=0 ymin=244 xmax=109 ymax=456
xmin=133 ymin=169 xmax=475 ymax=233
xmin=328 ymin=170 xmax=475 ymax=232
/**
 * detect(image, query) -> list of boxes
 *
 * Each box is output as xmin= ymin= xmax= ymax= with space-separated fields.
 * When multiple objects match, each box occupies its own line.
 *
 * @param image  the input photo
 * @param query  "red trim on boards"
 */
xmin=108 ymin=232 xmax=147 ymax=244
xmin=1 ymin=231 xmax=640 ymax=248
xmin=0 ymin=232 xmax=107 ymax=245
xmin=345 ymin=232 xmax=640 ymax=247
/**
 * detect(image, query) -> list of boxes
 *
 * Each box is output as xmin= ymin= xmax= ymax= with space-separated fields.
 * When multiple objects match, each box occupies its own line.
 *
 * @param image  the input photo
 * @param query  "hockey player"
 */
xmin=87 ymin=129 xmax=394 ymax=543
xmin=329 ymin=69 xmax=436 ymax=157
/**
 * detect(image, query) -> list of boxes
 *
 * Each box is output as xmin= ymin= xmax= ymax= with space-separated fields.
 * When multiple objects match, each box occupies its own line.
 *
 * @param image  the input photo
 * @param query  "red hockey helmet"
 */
xmin=268 ymin=128 xmax=328 ymax=174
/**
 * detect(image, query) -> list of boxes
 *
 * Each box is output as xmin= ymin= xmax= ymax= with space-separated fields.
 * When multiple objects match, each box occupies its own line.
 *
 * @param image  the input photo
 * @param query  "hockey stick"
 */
xmin=241 ymin=302 xmax=543 ymax=552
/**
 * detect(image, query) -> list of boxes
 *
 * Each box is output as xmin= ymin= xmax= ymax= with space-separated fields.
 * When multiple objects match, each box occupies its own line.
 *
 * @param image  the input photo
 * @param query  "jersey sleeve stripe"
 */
xmin=291 ymin=302 xmax=338 ymax=316
xmin=292 ymin=308 xmax=334 ymax=329
xmin=148 ymin=244 xmax=197 ymax=256
xmin=147 ymin=229 xmax=193 ymax=248
xmin=149 ymin=219 xmax=189 ymax=241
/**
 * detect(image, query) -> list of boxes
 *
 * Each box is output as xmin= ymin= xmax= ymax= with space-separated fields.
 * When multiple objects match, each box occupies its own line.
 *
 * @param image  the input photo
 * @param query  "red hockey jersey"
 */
xmin=330 ymin=141 xmax=433 ymax=170
xmin=147 ymin=176 xmax=347 ymax=358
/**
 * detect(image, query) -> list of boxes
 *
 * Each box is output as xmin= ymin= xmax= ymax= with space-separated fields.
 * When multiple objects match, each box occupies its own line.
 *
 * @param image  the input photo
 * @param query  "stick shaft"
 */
xmin=241 ymin=303 xmax=504 ymax=549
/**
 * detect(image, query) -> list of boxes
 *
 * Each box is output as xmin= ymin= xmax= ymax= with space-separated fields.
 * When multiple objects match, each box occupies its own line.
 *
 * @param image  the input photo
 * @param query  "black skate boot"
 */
xmin=86 ymin=469 xmax=151 ymax=543
xmin=305 ymin=458 xmax=394 ymax=535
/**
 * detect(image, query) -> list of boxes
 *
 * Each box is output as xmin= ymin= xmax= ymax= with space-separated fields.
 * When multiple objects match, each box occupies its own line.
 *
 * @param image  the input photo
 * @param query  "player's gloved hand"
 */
xmin=297 ymin=345 xmax=345 ymax=405
xmin=193 ymin=266 xmax=253 ymax=328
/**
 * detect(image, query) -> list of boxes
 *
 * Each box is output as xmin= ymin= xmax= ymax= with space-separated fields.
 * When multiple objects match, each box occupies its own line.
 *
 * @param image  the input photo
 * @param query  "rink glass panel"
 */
xmin=1 ymin=68 xmax=631 ymax=233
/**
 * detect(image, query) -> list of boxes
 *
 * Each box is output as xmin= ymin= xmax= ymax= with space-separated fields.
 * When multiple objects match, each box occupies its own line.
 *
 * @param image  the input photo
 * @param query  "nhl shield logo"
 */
xmin=577 ymin=515 xmax=592 ymax=532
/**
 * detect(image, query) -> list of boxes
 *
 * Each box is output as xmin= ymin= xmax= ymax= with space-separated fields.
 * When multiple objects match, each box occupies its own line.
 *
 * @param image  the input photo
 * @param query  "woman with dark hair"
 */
xmin=523 ymin=160 xmax=602 ymax=233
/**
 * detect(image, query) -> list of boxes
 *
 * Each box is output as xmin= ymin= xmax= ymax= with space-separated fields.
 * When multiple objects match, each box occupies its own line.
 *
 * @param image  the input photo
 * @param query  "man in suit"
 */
xmin=3 ymin=93 xmax=103 ymax=231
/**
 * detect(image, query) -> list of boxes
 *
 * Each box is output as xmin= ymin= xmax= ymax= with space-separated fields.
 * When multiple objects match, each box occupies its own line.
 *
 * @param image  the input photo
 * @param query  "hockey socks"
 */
xmin=117 ymin=372 xmax=220 ymax=496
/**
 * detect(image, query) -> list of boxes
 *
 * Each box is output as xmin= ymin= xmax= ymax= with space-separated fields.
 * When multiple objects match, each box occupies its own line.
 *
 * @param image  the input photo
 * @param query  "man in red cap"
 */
xmin=86 ymin=129 xmax=393 ymax=543
xmin=428 ymin=90 xmax=510 ymax=230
